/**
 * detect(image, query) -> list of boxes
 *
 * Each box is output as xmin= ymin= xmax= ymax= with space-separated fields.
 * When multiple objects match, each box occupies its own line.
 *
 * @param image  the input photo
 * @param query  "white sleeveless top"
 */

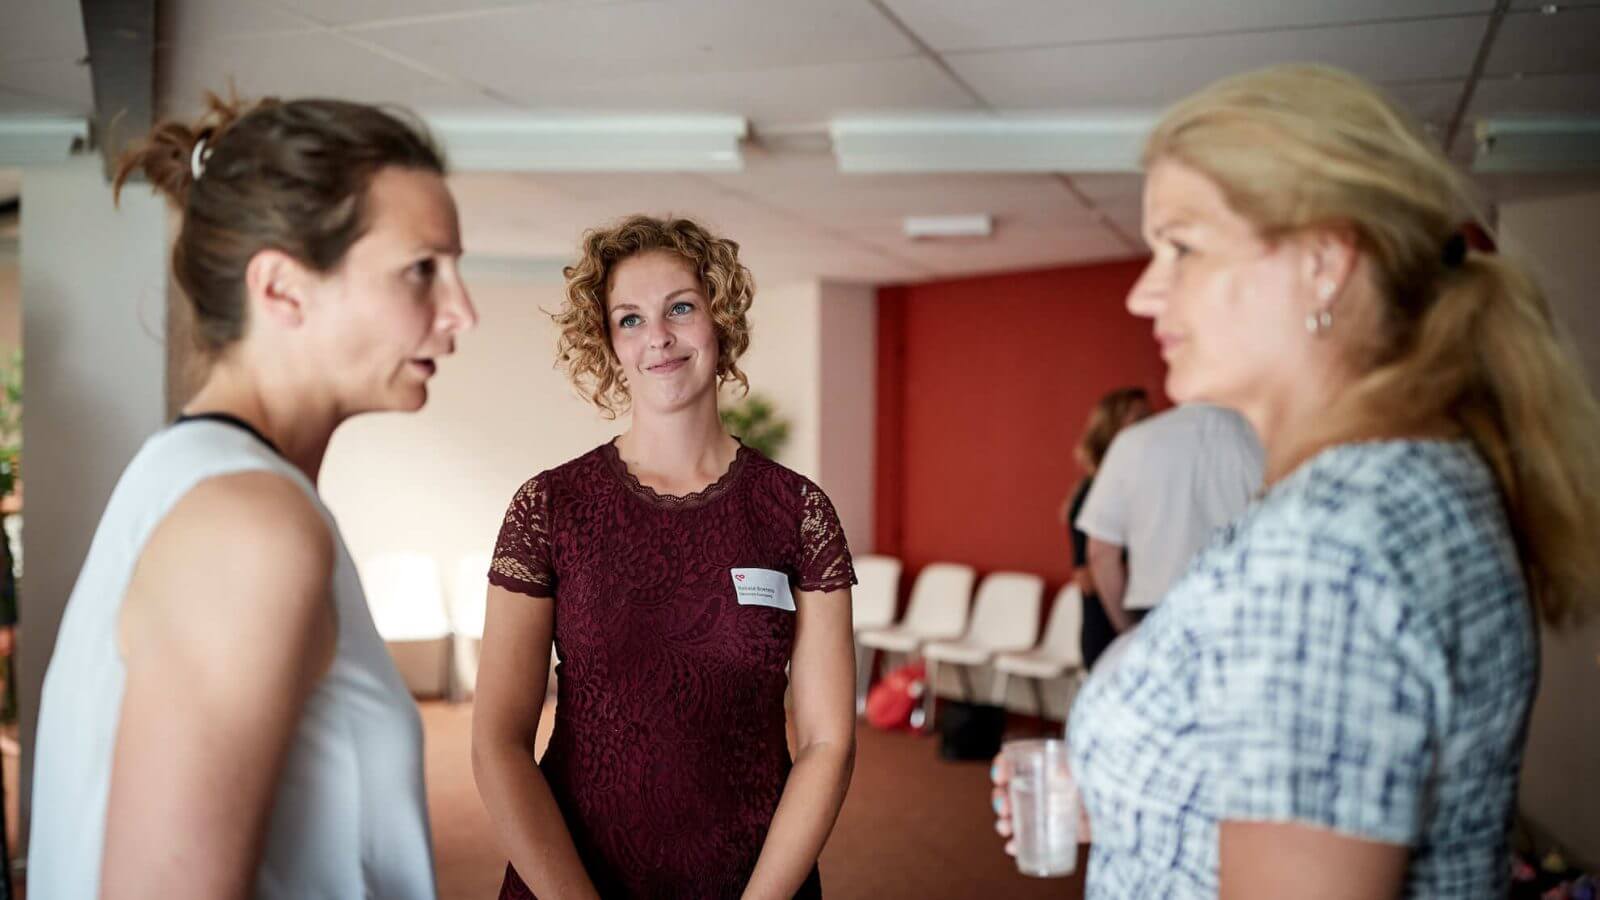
xmin=29 ymin=420 xmax=437 ymax=899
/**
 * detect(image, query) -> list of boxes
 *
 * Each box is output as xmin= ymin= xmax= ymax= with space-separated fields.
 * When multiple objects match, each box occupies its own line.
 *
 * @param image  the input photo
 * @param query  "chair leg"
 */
xmin=443 ymin=635 xmax=459 ymax=703
xmin=918 ymin=658 xmax=939 ymax=732
xmin=955 ymin=663 xmax=973 ymax=700
xmin=855 ymin=644 xmax=876 ymax=715
xmin=991 ymin=671 xmax=1010 ymax=708
xmin=1063 ymin=669 xmax=1085 ymax=718
xmin=1029 ymin=677 xmax=1047 ymax=720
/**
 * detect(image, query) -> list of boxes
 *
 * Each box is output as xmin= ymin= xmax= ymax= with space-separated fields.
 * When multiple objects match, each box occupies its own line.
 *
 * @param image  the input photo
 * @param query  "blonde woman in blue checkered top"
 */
xmin=994 ymin=64 xmax=1600 ymax=898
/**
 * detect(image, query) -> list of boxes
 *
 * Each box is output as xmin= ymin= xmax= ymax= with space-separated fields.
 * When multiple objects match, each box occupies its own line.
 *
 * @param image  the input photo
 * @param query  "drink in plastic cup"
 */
xmin=1004 ymin=738 xmax=1079 ymax=877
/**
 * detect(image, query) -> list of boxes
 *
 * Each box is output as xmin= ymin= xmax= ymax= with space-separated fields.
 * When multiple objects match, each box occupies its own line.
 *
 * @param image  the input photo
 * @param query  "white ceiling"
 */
xmin=2 ymin=0 xmax=1598 ymax=284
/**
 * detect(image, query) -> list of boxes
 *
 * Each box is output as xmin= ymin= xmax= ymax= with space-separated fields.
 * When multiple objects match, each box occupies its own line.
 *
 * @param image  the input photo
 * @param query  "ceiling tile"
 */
xmin=268 ymin=0 xmax=606 ymax=28
xmin=449 ymin=169 xmax=939 ymax=283
xmin=739 ymin=255 xmax=913 ymax=286
xmin=447 ymin=172 xmax=594 ymax=256
xmin=157 ymin=32 xmax=510 ymax=115
xmin=856 ymin=221 xmax=1136 ymax=279
xmin=347 ymin=0 xmax=917 ymax=93
xmin=706 ymin=152 xmax=1094 ymax=231
xmin=1383 ymin=79 xmax=1469 ymax=127
xmin=1067 ymin=173 xmax=1144 ymax=205
xmin=159 ymin=0 xmax=321 ymax=47
xmin=492 ymin=56 xmax=977 ymax=127
xmin=1097 ymin=199 xmax=1145 ymax=241
xmin=528 ymin=173 xmax=807 ymax=235
xmin=446 ymin=142 xmax=1139 ymax=285
xmin=0 ymin=58 xmax=94 ymax=114
xmin=884 ymin=0 xmax=1493 ymax=53
xmin=1506 ymin=1 xmax=1600 ymax=9
xmin=1469 ymin=71 xmax=1600 ymax=116
xmin=0 ymin=87 xmax=62 ymax=116
xmin=1484 ymin=7 xmax=1600 ymax=77
xmin=739 ymin=235 xmax=935 ymax=283
xmin=948 ymin=17 xmax=1489 ymax=107
xmin=0 ymin=2 xmax=87 ymax=62
xmin=1474 ymin=172 xmax=1600 ymax=205
xmin=448 ymin=170 xmax=812 ymax=255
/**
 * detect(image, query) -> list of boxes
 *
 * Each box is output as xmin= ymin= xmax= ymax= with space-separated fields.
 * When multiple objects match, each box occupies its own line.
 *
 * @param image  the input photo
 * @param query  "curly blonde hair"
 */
xmin=554 ymin=215 xmax=755 ymax=417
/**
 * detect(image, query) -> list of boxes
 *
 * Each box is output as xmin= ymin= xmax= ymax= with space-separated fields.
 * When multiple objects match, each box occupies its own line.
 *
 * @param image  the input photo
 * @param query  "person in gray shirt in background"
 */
xmin=1075 ymin=403 xmax=1262 ymax=636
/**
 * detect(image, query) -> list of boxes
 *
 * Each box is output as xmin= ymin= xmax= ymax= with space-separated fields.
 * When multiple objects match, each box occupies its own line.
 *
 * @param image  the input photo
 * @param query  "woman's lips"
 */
xmin=646 ymin=357 xmax=689 ymax=374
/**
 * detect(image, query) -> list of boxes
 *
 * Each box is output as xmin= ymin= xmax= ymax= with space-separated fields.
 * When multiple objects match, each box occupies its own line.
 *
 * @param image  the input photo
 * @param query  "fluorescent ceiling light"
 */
xmin=1473 ymin=118 xmax=1600 ymax=173
xmin=426 ymin=114 xmax=747 ymax=173
xmin=903 ymin=214 xmax=992 ymax=239
xmin=0 ymin=117 xmax=89 ymax=166
xmin=830 ymin=114 xmax=1156 ymax=174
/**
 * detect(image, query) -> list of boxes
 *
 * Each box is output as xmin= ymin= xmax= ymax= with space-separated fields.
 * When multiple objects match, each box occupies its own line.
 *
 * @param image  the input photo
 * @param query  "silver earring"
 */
xmin=1305 ymin=309 xmax=1334 ymax=335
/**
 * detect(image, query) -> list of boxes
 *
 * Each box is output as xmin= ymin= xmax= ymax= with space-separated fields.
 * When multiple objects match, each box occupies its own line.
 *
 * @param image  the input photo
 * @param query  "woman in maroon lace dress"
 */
xmin=473 ymin=215 xmax=858 ymax=899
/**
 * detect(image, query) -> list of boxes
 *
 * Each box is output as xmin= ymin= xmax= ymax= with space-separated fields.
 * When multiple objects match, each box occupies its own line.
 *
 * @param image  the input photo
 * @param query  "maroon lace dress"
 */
xmin=488 ymin=440 xmax=856 ymax=899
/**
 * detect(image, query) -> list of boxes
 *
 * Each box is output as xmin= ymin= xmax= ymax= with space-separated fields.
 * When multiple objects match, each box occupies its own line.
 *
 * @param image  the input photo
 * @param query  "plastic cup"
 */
xmin=1003 ymin=738 xmax=1079 ymax=877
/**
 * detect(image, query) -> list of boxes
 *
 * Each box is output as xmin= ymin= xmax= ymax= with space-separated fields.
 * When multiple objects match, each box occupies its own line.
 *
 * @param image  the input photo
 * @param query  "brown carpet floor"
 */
xmin=423 ymin=701 xmax=1086 ymax=900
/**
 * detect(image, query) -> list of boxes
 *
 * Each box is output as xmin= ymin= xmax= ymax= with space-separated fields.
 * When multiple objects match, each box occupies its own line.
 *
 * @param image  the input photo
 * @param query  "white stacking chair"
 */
xmin=453 ymin=555 xmax=559 ymax=700
xmin=856 ymin=562 xmax=975 ymax=724
xmin=850 ymin=555 xmax=903 ymax=711
xmin=923 ymin=572 xmax=1044 ymax=730
xmin=449 ymin=554 xmax=490 ymax=700
xmin=993 ymin=583 xmax=1088 ymax=721
xmin=360 ymin=551 xmax=452 ymax=698
xmin=852 ymin=555 xmax=902 ymax=633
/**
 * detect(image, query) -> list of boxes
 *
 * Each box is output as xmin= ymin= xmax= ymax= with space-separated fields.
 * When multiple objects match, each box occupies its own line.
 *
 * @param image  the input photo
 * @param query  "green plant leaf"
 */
xmin=720 ymin=392 xmax=790 ymax=459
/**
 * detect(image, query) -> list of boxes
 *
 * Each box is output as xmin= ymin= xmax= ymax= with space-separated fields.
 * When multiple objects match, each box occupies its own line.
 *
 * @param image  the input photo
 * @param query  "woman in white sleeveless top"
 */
xmin=29 ymin=94 xmax=477 ymax=898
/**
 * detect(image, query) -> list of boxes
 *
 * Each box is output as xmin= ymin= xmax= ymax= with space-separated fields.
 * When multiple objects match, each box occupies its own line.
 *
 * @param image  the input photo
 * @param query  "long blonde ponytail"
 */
xmin=1147 ymin=64 xmax=1600 ymax=625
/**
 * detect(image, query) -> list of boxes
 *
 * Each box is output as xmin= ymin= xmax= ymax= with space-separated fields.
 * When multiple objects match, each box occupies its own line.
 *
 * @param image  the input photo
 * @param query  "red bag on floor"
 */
xmin=866 ymin=659 xmax=926 ymax=731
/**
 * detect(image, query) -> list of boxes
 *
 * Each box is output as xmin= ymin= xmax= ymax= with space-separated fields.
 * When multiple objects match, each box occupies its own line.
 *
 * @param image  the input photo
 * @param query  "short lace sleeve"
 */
xmin=797 ymin=481 xmax=856 ymax=593
xmin=489 ymin=474 xmax=555 ymax=598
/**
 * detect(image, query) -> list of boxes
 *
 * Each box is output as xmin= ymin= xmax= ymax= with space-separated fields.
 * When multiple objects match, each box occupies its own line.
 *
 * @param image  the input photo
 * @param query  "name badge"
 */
xmin=730 ymin=567 xmax=796 ymax=612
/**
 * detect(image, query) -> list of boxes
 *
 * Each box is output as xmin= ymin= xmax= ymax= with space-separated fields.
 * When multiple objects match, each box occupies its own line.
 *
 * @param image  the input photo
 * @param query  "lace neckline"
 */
xmin=601 ymin=438 xmax=750 ymax=511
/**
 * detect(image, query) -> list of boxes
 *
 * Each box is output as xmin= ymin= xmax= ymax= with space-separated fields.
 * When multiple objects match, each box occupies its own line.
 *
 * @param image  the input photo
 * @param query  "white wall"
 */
xmin=320 ymin=276 xmax=618 ymax=595
xmin=17 ymin=160 xmax=169 ymax=840
xmin=1500 ymin=189 xmax=1600 ymax=867
xmin=732 ymin=280 xmax=822 ymax=477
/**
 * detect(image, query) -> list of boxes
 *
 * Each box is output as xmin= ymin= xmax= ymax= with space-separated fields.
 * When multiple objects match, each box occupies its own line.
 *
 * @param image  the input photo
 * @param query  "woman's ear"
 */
xmin=244 ymin=248 xmax=315 ymax=331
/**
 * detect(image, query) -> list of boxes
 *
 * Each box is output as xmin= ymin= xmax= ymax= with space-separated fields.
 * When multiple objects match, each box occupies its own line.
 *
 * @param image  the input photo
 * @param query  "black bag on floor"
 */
xmin=937 ymin=700 xmax=1007 ymax=761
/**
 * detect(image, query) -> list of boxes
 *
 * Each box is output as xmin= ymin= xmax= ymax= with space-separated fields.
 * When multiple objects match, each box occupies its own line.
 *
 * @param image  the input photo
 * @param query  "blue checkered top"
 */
xmin=1068 ymin=440 xmax=1536 ymax=898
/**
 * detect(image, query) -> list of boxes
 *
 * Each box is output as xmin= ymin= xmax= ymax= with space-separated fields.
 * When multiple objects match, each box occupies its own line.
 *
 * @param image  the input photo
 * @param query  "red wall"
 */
xmin=874 ymin=259 xmax=1167 ymax=593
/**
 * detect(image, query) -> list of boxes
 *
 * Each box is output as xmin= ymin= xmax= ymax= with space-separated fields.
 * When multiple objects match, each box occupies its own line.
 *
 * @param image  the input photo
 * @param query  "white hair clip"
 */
xmin=190 ymin=135 xmax=210 ymax=181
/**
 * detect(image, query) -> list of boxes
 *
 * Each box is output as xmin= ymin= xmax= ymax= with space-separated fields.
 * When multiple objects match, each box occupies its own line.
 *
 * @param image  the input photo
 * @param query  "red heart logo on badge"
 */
xmin=735 ymin=573 xmax=745 ymax=582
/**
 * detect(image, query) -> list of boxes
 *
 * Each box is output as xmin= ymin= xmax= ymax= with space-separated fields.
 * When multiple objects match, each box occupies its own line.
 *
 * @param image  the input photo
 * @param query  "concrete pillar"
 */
xmin=16 ymin=159 xmax=167 ymax=846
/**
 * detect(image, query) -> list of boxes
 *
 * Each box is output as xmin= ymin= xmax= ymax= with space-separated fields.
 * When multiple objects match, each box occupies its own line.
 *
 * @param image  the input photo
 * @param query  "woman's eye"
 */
xmin=670 ymin=301 xmax=695 ymax=316
xmin=619 ymin=313 xmax=643 ymax=328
